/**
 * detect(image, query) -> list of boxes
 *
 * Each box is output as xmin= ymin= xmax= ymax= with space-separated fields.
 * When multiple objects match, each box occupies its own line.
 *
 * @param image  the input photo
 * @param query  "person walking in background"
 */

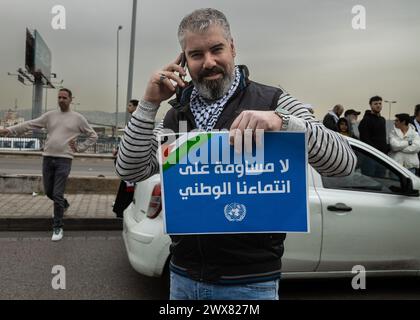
xmin=344 ymin=109 xmax=361 ymax=139
xmin=409 ymin=104 xmax=420 ymax=176
xmin=337 ymin=118 xmax=355 ymax=138
xmin=389 ymin=113 xmax=420 ymax=174
xmin=126 ymin=99 xmax=139 ymax=115
xmin=358 ymin=96 xmax=389 ymax=154
xmin=112 ymin=99 xmax=139 ymax=218
xmin=323 ymin=104 xmax=344 ymax=131
xmin=0 ymin=88 xmax=98 ymax=241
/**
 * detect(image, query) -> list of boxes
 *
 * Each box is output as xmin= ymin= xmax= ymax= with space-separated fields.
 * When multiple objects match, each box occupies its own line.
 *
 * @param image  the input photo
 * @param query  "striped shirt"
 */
xmin=116 ymin=93 xmax=356 ymax=181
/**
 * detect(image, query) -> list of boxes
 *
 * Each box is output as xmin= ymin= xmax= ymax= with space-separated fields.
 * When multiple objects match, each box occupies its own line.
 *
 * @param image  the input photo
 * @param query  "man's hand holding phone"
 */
xmin=142 ymin=53 xmax=187 ymax=107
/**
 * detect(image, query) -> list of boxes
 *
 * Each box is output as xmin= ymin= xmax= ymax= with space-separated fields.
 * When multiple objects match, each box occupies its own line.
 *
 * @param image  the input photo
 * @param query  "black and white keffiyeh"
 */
xmin=190 ymin=66 xmax=241 ymax=131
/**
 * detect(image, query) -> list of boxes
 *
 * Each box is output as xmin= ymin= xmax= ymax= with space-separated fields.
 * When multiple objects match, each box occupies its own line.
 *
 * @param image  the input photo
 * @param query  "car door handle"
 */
xmin=327 ymin=203 xmax=352 ymax=212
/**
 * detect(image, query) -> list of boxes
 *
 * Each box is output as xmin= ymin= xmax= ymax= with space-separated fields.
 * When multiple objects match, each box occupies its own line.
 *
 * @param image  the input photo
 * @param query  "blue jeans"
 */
xmin=42 ymin=156 xmax=72 ymax=229
xmin=170 ymin=271 xmax=279 ymax=300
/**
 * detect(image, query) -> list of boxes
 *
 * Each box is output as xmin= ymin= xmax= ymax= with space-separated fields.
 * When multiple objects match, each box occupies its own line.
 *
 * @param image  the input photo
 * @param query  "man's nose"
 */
xmin=203 ymin=53 xmax=217 ymax=70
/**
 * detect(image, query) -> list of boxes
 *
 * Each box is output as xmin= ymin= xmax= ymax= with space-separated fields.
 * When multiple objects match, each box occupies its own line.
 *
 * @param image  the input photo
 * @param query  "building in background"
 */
xmin=0 ymin=108 xmax=25 ymax=128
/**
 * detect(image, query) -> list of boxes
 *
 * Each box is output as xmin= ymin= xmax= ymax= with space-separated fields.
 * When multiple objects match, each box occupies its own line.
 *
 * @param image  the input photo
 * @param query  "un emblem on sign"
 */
xmin=224 ymin=203 xmax=246 ymax=222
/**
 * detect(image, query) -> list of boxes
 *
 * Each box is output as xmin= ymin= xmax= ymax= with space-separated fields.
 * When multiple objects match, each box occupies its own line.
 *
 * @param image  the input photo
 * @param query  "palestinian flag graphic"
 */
xmin=159 ymin=132 xmax=211 ymax=172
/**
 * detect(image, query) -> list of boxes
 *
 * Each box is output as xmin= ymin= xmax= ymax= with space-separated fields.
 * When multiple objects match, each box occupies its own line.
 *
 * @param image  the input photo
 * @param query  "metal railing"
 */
xmin=0 ymin=135 xmax=120 ymax=154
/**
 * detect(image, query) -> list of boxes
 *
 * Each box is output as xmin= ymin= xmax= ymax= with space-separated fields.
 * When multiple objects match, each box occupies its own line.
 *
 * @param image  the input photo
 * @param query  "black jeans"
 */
xmin=42 ymin=156 xmax=72 ymax=229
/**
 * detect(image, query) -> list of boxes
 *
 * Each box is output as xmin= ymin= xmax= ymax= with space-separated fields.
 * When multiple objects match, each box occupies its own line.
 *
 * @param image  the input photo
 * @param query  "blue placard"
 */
xmin=158 ymin=131 xmax=309 ymax=235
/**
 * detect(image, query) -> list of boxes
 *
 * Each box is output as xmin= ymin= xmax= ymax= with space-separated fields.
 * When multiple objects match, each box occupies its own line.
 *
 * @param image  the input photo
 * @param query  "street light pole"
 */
xmin=45 ymin=87 xmax=48 ymax=113
xmin=384 ymin=100 xmax=397 ymax=120
xmin=116 ymin=25 xmax=123 ymax=138
xmin=126 ymin=0 xmax=138 ymax=124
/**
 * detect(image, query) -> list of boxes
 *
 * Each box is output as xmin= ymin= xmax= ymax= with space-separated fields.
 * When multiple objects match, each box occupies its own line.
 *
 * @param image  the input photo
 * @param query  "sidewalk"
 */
xmin=0 ymin=193 xmax=122 ymax=231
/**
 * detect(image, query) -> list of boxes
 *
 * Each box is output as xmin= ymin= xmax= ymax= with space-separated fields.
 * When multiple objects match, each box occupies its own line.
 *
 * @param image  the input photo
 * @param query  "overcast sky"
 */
xmin=0 ymin=0 xmax=419 ymax=120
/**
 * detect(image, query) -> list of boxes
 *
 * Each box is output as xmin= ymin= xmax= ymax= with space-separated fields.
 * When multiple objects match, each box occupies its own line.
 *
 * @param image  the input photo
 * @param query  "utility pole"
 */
xmin=32 ymin=74 xmax=43 ymax=119
xmin=126 ymin=0 xmax=138 ymax=124
xmin=45 ymin=87 xmax=48 ymax=113
xmin=115 ymin=25 xmax=123 ymax=138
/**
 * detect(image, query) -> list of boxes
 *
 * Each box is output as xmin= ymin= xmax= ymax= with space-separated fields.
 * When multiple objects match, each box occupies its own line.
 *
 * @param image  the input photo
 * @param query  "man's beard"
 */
xmin=192 ymin=66 xmax=234 ymax=101
xmin=59 ymin=103 xmax=70 ymax=111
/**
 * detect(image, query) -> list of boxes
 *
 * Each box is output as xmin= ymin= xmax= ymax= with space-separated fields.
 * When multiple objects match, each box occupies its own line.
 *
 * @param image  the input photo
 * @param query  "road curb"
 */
xmin=0 ymin=175 xmax=120 ymax=194
xmin=0 ymin=150 xmax=114 ymax=159
xmin=0 ymin=218 xmax=123 ymax=231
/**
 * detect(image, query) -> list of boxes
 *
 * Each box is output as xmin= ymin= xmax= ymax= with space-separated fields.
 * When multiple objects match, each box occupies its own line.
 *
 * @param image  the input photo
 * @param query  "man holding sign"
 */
xmin=160 ymin=131 xmax=309 ymax=235
xmin=116 ymin=8 xmax=356 ymax=300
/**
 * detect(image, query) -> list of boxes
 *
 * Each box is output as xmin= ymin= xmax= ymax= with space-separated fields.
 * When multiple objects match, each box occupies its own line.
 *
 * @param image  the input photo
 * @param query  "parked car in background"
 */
xmin=122 ymin=138 xmax=420 ymax=280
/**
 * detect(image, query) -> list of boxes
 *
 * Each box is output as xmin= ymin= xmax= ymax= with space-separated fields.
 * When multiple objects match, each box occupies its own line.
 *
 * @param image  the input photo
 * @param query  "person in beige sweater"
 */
xmin=0 ymin=88 xmax=98 ymax=241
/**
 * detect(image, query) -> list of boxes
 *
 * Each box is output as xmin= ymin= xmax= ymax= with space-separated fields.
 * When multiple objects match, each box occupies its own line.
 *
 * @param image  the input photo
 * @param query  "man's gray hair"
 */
xmin=178 ymin=8 xmax=232 ymax=49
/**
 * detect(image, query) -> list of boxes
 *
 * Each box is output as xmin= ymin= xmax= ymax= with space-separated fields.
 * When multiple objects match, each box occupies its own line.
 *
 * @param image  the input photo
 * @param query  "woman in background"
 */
xmin=337 ymin=117 xmax=356 ymax=138
xmin=389 ymin=113 xmax=420 ymax=174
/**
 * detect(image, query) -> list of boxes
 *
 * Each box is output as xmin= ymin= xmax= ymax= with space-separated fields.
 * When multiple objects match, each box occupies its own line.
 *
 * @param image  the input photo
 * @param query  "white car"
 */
xmin=122 ymin=138 xmax=420 ymax=280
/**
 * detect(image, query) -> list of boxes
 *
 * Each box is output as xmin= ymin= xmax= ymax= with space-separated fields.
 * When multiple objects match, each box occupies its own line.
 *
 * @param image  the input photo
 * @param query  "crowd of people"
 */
xmin=322 ymin=97 xmax=420 ymax=176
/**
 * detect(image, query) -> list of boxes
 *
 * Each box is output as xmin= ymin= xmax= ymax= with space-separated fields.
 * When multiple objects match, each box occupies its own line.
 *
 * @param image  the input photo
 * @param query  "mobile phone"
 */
xmin=180 ymin=52 xmax=186 ymax=70
xmin=176 ymin=52 xmax=187 ymax=102
xmin=169 ymin=53 xmax=190 ymax=109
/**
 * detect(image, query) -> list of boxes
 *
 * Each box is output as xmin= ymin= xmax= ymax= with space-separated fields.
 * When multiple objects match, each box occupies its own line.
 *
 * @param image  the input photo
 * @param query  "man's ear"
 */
xmin=230 ymin=39 xmax=236 ymax=58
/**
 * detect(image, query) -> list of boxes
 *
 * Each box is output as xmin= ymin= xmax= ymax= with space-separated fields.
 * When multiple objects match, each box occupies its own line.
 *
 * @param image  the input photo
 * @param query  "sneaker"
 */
xmin=51 ymin=228 xmax=63 ymax=241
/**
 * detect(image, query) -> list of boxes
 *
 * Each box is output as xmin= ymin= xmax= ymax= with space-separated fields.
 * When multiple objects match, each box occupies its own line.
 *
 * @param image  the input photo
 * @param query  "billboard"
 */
xmin=25 ymin=28 xmax=51 ymax=84
xmin=25 ymin=28 xmax=34 ymax=73
xmin=34 ymin=30 xmax=51 ymax=82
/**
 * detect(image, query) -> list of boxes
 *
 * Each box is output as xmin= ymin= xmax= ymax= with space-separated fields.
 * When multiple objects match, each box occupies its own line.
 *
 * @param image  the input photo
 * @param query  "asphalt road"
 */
xmin=1 ymin=231 xmax=419 ymax=300
xmin=0 ymin=157 xmax=117 ymax=177
xmin=0 ymin=231 xmax=167 ymax=300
